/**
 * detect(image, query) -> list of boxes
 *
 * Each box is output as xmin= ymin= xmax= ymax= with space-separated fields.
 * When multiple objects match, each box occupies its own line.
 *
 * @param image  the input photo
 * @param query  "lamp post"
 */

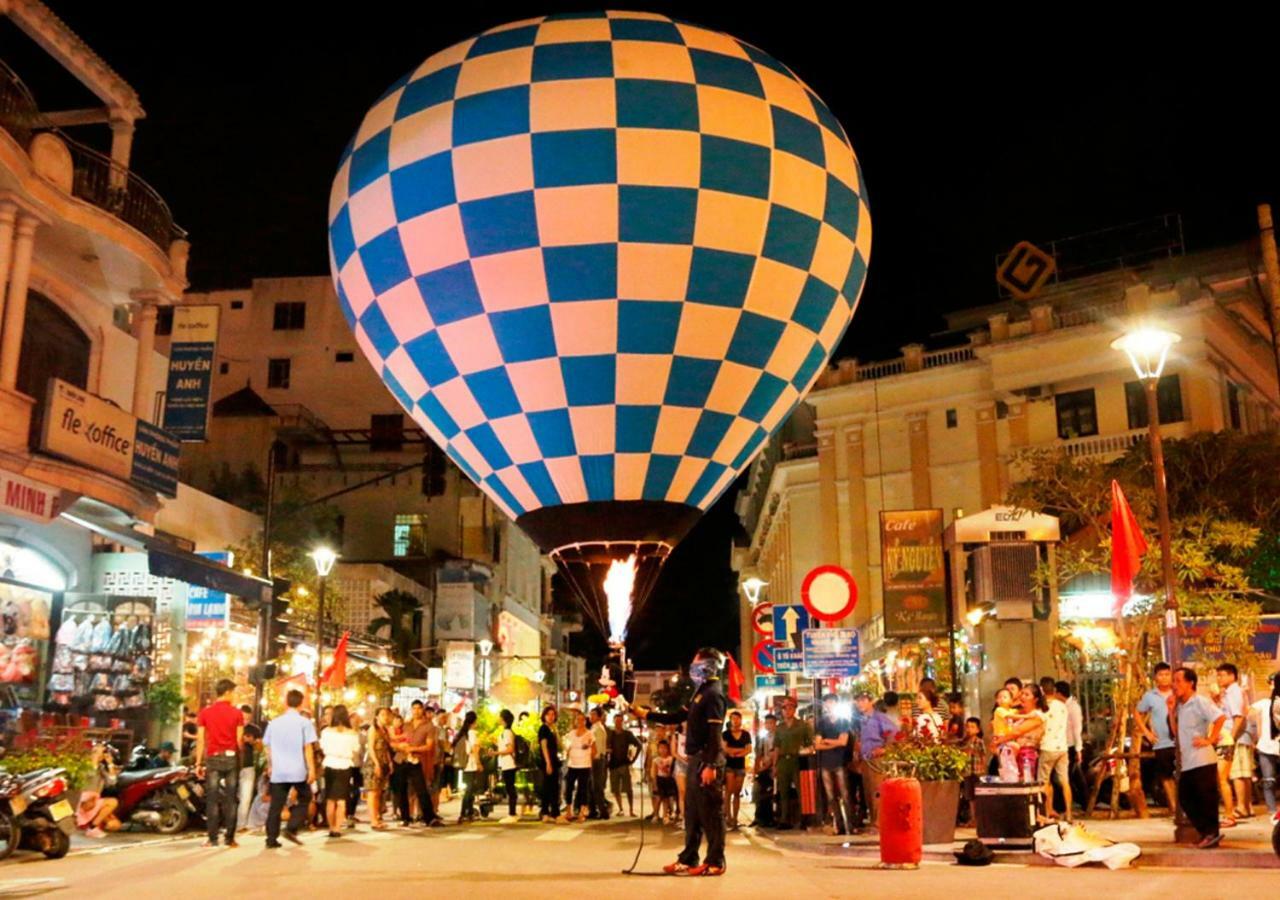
xmin=741 ymin=576 xmax=768 ymax=606
xmin=477 ymin=638 xmax=493 ymax=703
xmin=1111 ymin=326 xmax=1182 ymax=666
xmin=309 ymin=546 xmax=338 ymax=704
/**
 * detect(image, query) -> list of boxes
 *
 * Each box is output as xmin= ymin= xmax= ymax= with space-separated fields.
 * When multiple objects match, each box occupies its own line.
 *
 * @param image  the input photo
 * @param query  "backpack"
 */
xmin=514 ymin=733 xmax=532 ymax=768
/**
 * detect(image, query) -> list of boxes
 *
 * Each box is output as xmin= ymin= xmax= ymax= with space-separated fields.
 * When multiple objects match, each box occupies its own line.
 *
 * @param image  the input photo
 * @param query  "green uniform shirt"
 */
xmin=775 ymin=718 xmax=814 ymax=759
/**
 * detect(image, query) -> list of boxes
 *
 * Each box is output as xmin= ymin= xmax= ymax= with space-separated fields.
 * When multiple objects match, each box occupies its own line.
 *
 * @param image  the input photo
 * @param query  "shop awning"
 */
xmin=61 ymin=508 xmax=272 ymax=604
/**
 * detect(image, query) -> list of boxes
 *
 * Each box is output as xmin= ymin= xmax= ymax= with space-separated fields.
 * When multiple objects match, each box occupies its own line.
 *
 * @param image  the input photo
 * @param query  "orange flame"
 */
xmin=603 ymin=554 xmax=638 ymax=644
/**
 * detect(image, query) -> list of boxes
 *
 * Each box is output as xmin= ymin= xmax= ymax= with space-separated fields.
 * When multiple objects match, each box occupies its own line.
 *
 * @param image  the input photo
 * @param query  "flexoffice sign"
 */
xmin=880 ymin=509 xmax=947 ymax=638
xmin=40 ymin=379 xmax=181 ymax=497
xmin=162 ymin=305 xmax=220 ymax=441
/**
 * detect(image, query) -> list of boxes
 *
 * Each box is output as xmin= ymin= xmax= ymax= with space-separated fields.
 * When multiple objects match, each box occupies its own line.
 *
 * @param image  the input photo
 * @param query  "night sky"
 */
xmin=5 ymin=7 xmax=1275 ymax=669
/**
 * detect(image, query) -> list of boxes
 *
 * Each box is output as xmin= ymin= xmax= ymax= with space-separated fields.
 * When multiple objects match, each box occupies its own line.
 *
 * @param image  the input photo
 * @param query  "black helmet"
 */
xmin=690 ymin=648 xmax=725 ymax=683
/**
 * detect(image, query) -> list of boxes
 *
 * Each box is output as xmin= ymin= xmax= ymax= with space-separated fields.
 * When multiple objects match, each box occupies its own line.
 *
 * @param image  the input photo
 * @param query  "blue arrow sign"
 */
xmin=802 ymin=628 xmax=861 ymax=678
xmin=771 ymin=604 xmax=811 ymax=649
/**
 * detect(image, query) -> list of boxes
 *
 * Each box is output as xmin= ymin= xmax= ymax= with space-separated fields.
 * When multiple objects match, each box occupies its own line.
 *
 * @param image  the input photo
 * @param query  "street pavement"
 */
xmin=3 ymin=808 xmax=1279 ymax=898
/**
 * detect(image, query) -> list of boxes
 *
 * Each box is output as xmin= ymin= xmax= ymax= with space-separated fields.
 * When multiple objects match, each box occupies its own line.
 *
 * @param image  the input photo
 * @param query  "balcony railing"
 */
xmin=0 ymin=59 xmax=185 ymax=251
xmin=1057 ymin=429 xmax=1144 ymax=459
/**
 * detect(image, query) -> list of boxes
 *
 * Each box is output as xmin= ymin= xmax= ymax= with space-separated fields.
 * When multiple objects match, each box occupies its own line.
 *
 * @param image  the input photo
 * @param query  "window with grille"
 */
xmin=272 ymin=302 xmax=306 ymax=330
xmin=393 ymin=514 xmax=428 ymax=557
xmin=1054 ymin=388 xmax=1098 ymax=439
xmin=267 ymin=358 xmax=291 ymax=389
xmin=1124 ymin=374 xmax=1183 ymax=429
xmin=371 ymin=413 xmax=404 ymax=452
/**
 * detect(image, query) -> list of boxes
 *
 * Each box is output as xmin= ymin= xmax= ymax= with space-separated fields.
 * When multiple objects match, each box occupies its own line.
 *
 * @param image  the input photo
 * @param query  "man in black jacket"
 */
xmin=636 ymin=647 xmax=728 ymax=876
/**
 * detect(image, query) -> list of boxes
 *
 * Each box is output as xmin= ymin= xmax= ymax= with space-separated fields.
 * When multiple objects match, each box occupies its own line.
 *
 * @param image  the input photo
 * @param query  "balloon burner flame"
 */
xmin=603 ymin=555 xmax=638 ymax=644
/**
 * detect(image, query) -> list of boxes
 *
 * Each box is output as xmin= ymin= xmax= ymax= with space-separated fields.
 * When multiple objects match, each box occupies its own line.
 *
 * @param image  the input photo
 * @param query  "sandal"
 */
xmin=702 ymin=865 xmax=726 ymax=877
xmin=662 ymin=861 xmax=693 ymax=875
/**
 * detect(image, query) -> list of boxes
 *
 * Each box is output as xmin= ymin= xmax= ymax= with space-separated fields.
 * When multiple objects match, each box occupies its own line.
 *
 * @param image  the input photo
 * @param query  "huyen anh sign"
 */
xmin=39 ymin=379 xmax=180 ymax=497
xmin=162 ymin=305 xmax=220 ymax=441
xmin=880 ymin=509 xmax=947 ymax=638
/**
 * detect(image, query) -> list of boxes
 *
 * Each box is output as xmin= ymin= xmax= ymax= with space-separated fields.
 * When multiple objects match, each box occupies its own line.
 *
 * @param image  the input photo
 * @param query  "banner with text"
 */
xmin=40 ymin=379 xmax=180 ymax=497
xmin=0 ymin=470 xmax=65 ymax=524
xmin=185 ymin=550 xmax=233 ymax=629
xmin=162 ymin=305 xmax=220 ymax=441
xmin=880 ymin=509 xmax=948 ymax=638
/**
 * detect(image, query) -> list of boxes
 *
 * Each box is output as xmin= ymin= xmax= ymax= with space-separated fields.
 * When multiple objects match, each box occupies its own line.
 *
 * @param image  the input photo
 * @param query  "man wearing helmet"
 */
xmin=635 ymin=648 xmax=728 ymax=876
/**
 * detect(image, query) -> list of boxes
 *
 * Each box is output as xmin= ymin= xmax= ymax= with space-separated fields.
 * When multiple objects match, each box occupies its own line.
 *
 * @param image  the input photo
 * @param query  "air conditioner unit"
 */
xmin=972 ymin=542 xmax=1040 ymax=620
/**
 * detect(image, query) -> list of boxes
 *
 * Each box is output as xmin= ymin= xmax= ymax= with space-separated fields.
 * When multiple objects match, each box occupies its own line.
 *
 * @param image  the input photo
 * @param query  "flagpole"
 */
xmin=1145 ymin=379 xmax=1181 ymax=668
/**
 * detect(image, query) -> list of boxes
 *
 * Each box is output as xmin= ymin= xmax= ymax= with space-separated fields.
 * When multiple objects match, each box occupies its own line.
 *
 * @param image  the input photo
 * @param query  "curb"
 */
xmin=751 ymin=829 xmax=1280 ymax=870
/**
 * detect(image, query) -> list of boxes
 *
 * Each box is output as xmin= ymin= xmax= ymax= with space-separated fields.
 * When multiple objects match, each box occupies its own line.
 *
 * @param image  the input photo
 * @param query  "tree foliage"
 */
xmin=369 ymin=589 xmax=424 ymax=676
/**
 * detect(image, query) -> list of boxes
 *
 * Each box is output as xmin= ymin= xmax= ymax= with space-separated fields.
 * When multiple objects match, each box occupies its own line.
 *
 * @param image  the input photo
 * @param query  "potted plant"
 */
xmin=879 ymin=736 xmax=968 ymax=844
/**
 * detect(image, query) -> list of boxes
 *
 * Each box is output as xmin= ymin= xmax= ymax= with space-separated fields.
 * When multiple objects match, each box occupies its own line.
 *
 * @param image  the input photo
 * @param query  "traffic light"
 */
xmin=422 ymin=446 xmax=446 ymax=497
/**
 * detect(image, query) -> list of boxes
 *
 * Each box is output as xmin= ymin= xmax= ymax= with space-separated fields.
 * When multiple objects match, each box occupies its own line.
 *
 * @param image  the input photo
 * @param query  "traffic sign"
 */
xmin=752 ymin=638 xmax=775 ymax=674
xmin=801 ymin=565 xmax=859 ymax=622
xmin=774 ymin=647 xmax=804 ymax=673
xmin=802 ymin=628 xmax=860 ymax=678
xmin=755 ymin=674 xmax=785 ymax=691
xmin=752 ymin=602 xmax=774 ymax=637
xmin=771 ymin=603 xmax=812 ymax=649
xmin=996 ymin=240 xmax=1056 ymax=300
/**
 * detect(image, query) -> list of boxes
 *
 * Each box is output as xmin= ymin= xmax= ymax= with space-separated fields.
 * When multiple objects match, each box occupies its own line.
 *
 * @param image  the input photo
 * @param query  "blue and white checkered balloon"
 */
xmin=329 ymin=11 xmax=870 ymax=546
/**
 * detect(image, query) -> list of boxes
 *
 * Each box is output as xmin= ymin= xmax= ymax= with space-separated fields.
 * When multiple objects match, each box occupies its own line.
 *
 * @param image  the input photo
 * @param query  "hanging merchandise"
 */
xmin=47 ymin=595 xmax=157 ymax=718
xmin=0 ymin=579 xmax=52 ymax=686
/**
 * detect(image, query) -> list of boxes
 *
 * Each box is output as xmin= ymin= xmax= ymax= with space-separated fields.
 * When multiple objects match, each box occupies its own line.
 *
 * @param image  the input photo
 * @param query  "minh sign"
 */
xmin=39 ymin=379 xmax=181 ymax=497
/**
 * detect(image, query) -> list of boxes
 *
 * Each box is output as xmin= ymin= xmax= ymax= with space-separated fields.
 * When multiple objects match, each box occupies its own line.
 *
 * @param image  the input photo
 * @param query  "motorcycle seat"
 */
xmin=114 ymin=767 xmax=182 ymax=787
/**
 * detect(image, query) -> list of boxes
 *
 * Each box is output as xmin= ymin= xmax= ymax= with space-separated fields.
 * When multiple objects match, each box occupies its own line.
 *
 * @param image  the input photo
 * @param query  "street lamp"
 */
xmin=477 ymin=638 xmax=493 ymax=701
xmin=1111 ymin=326 xmax=1182 ymax=666
xmin=309 ymin=546 xmax=338 ymax=700
xmin=741 ymin=576 xmax=768 ymax=606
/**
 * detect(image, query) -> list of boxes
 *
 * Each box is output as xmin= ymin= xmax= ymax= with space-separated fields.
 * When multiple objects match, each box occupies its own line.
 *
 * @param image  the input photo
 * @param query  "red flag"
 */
xmin=1110 ymin=480 xmax=1149 ymax=617
xmin=319 ymin=631 xmax=350 ymax=689
xmin=725 ymin=654 xmax=744 ymax=705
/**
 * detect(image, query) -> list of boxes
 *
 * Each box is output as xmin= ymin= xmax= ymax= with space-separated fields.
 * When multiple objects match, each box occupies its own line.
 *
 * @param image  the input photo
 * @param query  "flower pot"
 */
xmin=919 ymin=779 xmax=960 ymax=845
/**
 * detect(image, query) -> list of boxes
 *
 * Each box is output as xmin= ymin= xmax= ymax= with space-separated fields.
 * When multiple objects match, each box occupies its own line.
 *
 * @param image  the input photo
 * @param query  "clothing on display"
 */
xmin=47 ymin=598 xmax=155 ymax=712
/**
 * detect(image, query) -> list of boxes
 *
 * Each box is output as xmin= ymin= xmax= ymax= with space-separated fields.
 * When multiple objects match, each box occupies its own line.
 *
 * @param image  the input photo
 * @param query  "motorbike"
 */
xmin=0 ymin=766 xmax=76 ymax=860
xmin=103 ymin=764 xmax=200 ymax=834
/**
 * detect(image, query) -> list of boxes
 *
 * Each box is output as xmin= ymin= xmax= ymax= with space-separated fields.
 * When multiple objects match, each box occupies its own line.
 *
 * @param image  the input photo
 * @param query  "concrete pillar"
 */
xmin=902 ymin=343 xmax=925 ymax=373
xmin=1030 ymin=304 xmax=1054 ymax=334
xmin=844 ymin=426 xmax=870 ymax=627
xmin=0 ymin=215 xmax=41 ymax=391
xmin=816 ymin=428 xmax=840 ymax=565
xmin=906 ymin=411 xmax=932 ymax=508
xmin=988 ymin=314 xmax=1009 ymax=342
xmin=1124 ymin=283 xmax=1151 ymax=315
xmin=109 ymin=116 xmax=135 ymax=192
xmin=1003 ymin=400 xmax=1028 ymax=496
xmin=974 ymin=401 xmax=1001 ymax=508
xmin=0 ymin=201 xmax=17 ymax=297
xmin=132 ymin=301 xmax=159 ymax=419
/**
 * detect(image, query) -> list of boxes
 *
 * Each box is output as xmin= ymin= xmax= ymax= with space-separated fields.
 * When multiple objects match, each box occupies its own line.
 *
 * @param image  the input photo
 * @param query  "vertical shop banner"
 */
xmin=186 ymin=551 xmax=233 ymax=629
xmin=162 ymin=306 xmax=220 ymax=441
xmin=880 ymin=509 xmax=948 ymax=638
xmin=40 ymin=379 xmax=181 ymax=498
xmin=444 ymin=641 xmax=476 ymax=690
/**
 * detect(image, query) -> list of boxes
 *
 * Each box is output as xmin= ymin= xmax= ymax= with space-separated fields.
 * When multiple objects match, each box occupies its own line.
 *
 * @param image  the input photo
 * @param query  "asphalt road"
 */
xmin=1 ymin=815 xmax=1277 ymax=899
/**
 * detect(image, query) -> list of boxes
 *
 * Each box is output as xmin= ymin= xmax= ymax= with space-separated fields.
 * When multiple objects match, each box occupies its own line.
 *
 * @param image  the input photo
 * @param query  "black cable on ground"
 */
xmin=621 ymin=732 xmax=667 ymax=875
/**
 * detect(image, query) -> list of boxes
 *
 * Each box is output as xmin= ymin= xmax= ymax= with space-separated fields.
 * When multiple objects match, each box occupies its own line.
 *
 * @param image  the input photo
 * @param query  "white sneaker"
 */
xmin=498 ymin=815 xmax=519 ymax=824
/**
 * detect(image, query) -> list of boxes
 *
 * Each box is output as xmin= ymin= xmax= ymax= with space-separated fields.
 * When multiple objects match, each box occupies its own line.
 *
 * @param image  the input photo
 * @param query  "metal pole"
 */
xmin=315 ymin=574 xmax=327 ymax=702
xmin=944 ymin=550 xmax=959 ymax=692
xmin=1145 ymin=379 xmax=1181 ymax=667
xmin=253 ymin=439 xmax=283 ymax=723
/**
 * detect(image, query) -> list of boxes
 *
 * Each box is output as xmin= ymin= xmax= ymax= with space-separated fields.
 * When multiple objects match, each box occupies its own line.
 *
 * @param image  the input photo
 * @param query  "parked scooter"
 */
xmin=0 ymin=766 xmax=76 ymax=860
xmin=102 ymin=763 xmax=199 ymax=834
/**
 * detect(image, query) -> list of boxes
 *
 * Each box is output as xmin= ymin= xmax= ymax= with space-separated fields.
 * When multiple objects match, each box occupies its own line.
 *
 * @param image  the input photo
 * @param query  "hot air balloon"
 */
xmin=328 ymin=11 xmax=871 ymax=643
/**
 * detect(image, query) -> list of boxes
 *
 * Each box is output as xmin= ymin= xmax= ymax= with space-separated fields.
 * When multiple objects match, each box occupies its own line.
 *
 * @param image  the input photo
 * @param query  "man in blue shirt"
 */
xmin=855 ymin=692 xmax=900 ymax=829
xmin=263 ymin=689 xmax=318 ymax=848
xmin=1136 ymin=662 xmax=1177 ymax=812
xmin=1171 ymin=667 xmax=1226 ymax=849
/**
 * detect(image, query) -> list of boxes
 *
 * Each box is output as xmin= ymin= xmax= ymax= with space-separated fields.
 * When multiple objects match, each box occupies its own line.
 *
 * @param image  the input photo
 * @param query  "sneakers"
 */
xmin=498 ymin=815 xmax=519 ymax=824
xmin=662 ymin=861 xmax=693 ymax=875
xmin=85 ymin=827 xmax=107 ymax=839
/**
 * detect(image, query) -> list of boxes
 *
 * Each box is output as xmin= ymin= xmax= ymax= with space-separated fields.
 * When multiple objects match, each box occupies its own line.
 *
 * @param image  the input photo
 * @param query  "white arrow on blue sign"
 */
xmin=771 ymin=604 xmax=811 ymax=649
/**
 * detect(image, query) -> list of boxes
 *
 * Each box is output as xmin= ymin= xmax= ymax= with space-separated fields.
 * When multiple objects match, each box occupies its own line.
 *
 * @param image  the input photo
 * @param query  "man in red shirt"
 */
xmin=196 ymin=678 xmax=245 ymax=847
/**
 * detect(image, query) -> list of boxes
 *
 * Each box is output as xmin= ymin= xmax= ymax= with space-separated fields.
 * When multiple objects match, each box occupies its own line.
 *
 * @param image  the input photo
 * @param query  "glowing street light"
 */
xmin=309 ymin=546 xmax=339 ymax=688
xmin=1111 ymin=325 xmax=1182 ymax=666
xmin=741 ymin=576 xmax=768 ymax=606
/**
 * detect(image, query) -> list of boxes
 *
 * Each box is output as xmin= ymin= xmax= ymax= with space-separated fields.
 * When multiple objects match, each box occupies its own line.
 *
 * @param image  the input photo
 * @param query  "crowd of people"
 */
xmin=75 ymin=663 xmax=1280 ymax=853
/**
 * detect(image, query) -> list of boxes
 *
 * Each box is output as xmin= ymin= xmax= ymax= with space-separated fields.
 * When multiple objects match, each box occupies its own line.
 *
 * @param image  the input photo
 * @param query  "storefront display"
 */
xmin=46 ymin=595 xmax=156 ymax=714
xmin=0 ymin=579 xmax=51 ymax=685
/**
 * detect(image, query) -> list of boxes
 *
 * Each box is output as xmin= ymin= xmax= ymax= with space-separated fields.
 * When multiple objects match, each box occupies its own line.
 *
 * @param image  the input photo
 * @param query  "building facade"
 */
xmin=736 ymin=242 xmax=1280 ymax=700
xmin=0 ymin=2 xmax=272 ymax=740
xmin=178 ymin=275 xmax=576 ymax=696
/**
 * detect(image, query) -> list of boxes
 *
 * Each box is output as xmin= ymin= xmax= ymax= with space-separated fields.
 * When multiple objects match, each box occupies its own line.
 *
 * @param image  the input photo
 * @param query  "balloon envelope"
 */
xmin=329 ymin=12 xmax=871 ymax=622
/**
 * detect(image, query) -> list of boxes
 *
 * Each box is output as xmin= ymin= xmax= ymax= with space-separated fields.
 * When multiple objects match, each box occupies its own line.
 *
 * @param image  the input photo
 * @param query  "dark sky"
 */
xmin=5 ymin=7 xmax=1275 ymax=668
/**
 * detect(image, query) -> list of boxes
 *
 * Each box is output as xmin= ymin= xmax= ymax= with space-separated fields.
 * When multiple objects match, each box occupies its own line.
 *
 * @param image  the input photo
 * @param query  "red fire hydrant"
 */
xmin=878 ymin=776 xmax=923 ymax=868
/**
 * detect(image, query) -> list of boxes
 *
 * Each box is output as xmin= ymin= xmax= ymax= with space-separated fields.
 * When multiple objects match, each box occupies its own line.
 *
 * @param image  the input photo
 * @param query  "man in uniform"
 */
xmin=636 ymin=647 xmax=728 ymax=876
xmin=774 ymin=696 xmax=814 ymax=829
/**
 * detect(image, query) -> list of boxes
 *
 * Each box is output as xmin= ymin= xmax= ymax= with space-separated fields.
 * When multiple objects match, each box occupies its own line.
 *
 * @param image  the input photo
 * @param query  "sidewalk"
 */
xmin=753 ymin=814 xmax=1280 ymax=870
